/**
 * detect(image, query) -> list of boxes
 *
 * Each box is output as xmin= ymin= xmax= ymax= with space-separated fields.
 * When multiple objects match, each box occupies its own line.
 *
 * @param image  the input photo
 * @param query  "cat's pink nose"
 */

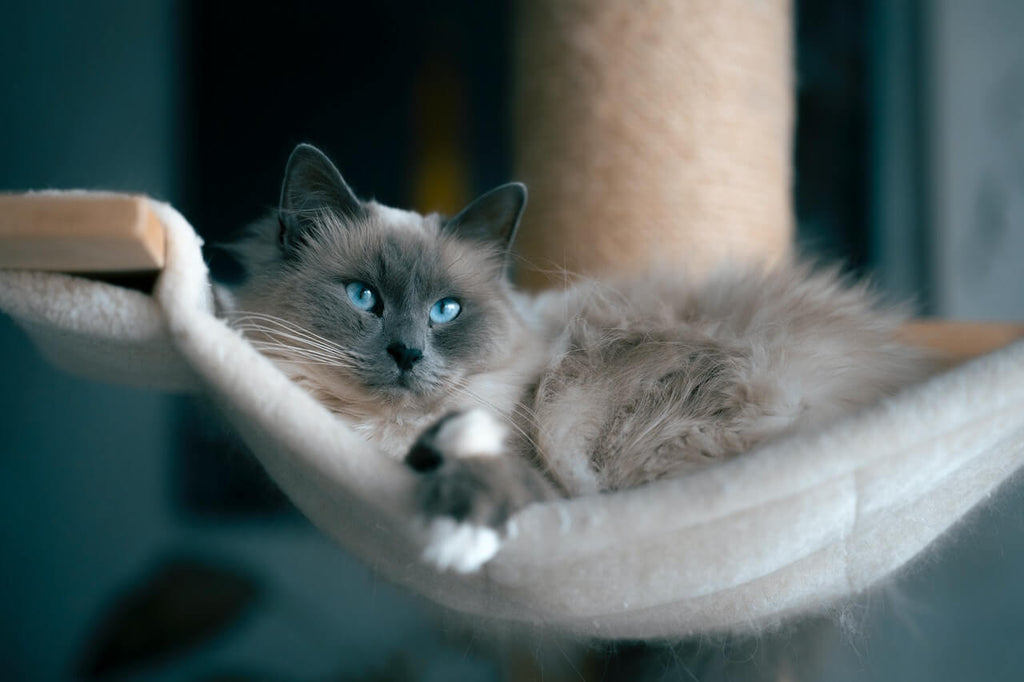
xmin=387 ymin=342 xmax=423 ymax=371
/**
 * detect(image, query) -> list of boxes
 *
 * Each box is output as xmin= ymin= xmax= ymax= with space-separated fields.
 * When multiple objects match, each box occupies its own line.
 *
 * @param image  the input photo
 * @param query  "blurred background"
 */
xmin=2 ymin=0 xmax=1023 ymax=680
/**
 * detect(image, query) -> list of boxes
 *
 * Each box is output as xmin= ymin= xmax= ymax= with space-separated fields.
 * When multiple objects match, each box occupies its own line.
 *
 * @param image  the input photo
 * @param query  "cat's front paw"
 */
xmin=405 ymin=409 xmax=554 ymax=573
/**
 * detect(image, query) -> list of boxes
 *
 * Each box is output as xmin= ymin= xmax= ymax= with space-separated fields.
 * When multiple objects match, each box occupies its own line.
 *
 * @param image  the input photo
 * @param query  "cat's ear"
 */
xmin=444 ymin=183 xmax=527 ymax=254
xmin=278 ymin=144 xmax=363 ymax=251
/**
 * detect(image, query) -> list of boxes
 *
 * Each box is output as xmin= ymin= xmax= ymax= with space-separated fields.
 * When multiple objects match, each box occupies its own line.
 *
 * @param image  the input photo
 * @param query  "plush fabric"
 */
xmin=0 ymin=269 xmax=196 ymax=392
xmin=2 ymin=196 xmax=1023 ymax=639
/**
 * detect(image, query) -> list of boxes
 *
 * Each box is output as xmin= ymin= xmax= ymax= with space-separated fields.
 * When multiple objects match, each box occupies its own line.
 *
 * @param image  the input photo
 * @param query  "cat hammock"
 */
xmin=3 ymin=0 xmax=1024 ymax=640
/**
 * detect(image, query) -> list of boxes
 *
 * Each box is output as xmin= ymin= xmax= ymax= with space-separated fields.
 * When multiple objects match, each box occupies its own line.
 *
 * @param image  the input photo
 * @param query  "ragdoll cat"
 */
xmin=221 ymin=144 xmax=932 ymax=573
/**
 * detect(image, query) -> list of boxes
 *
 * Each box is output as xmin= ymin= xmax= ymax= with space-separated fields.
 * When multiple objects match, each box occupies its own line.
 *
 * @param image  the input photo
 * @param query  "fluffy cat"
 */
xmin=220 ymin=144 xmax=932 ymax=573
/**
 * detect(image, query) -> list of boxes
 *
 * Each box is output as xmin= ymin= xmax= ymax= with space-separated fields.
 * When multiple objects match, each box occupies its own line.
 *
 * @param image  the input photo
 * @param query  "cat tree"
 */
xmin=2 ymin=0 xmax=1024 ymax=639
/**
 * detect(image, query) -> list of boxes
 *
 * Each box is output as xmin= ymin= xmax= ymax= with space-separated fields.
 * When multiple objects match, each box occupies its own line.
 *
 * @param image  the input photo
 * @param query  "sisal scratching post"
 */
xmin=514 ymin=0 xmax=794 ymax=288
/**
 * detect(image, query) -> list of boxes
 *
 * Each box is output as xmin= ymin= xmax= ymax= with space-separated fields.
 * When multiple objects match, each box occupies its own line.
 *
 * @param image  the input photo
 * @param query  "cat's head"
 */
xmin=226 ymin=144 xmax=529 ymax=408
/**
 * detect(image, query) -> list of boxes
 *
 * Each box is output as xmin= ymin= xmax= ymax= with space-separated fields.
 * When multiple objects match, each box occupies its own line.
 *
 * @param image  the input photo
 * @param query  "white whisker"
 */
xmin=226 ymin=309 xmax=373 ymax=371
xmin=247 ymin=341 xmax=358 ymax=366
xmin=448 ymin=379 xmax=541 ymax=455
xmin=234 ymin=323 xmax=355 ymax=358
xmin=228 ymin=310 xmax=360 ymax=356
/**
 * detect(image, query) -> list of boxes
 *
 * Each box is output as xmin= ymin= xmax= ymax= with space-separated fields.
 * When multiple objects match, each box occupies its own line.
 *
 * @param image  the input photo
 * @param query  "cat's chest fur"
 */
xmin=284 ymin=360 xmax=537 ymax=459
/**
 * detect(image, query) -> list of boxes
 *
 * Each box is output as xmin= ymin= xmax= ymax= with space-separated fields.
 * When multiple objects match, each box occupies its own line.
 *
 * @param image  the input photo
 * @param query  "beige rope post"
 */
xmin=514 ymin=0 xmax=794 ymax=289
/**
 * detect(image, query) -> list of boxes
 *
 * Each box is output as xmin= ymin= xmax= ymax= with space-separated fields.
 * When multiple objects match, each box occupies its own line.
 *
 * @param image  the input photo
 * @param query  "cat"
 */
xmin=219 ymin=143 xmax=933 ymax=573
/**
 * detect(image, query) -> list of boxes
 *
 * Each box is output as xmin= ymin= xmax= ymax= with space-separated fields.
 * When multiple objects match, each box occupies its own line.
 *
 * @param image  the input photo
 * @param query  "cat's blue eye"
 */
xmin=429 ymin=297 xmax=461 ymax=324
xmin=345 ymin=281 xmax=378 ymax=312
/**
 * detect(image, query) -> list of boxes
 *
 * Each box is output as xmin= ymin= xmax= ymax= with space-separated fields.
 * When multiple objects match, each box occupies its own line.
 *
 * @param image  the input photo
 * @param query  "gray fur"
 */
xmin=279 ymin=143 xmax=365 ymax=254
xmin=222 ymin=144 xmax=934 ymax=544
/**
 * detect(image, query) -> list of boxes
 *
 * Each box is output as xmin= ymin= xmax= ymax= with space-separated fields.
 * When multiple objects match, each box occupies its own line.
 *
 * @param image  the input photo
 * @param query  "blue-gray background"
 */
xmin=2 ymin=1 xmax=1023 ymax=680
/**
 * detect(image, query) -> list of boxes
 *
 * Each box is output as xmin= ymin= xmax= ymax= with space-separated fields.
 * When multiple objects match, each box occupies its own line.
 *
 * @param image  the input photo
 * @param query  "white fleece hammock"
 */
xmin=2 ymin=198 xmax=1024 ymax=639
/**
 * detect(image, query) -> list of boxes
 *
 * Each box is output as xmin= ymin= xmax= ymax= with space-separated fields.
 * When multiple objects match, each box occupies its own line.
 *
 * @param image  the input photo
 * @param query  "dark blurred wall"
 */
xmin=181 ymin=0 xmax=513 ymax=243
xmin=0 ymin=1 xmax=181 ymax=678
xmin=0 ymin=1 xmax=179 ymax=195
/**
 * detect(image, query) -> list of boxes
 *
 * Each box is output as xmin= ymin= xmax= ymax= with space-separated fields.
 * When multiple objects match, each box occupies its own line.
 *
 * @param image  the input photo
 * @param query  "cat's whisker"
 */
xmin=246 ymin=337 xmax=345 ymax=358
xmin=238 ymin=331 xmax=363 ymax=367
xmin=454 ymin=378 xmax=540 ymax=424
xmin=227 ymin=307 xmax=377 ymax=373
xmin=238 ymin=329 xmax=364 ymax=363
xmin=253 ymin=354 xmax=361 ymax=374
xmin=232 ymin=322 xmax=344 ymax=353
xmin=260 ymin=355 xmax=359 ymax=370
xmin=228 ymin=315 xmax=344 ymax=352
xmin=228 ymin=310 xmax=361 ymax=358
xmin=247 ymin=342 xmax=361 ymax=370
xmin=234 ymin=323 xmax=351 ymax=356
xmin=447 ymin=379 xmax=542 ymax=454
xmin=230 ymin=315 xmax=371 ymax=364
xmin=508 ymin=253 xmax=618 ymax=295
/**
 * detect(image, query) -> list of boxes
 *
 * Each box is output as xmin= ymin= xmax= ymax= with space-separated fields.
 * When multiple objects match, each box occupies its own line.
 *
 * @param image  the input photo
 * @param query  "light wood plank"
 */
xmin=900 ymin=320 xmax=1024 ymax=365
xmin=0 ymin=193 xmax=164 ymax=272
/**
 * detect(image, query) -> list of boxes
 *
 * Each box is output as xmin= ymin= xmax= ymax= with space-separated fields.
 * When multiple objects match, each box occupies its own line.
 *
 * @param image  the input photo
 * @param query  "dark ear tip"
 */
xmin=508 ymin=183 xmax=527 ymax=222
xmin=491 ymin=182 xmax=527 ymax=218
xmin=286 ymin=143 xmax=327 ymax=169
xmin=505 ymin=182 xmax=527 ymax=205
xmin=291 ymin=142 xmax=321 ymax=155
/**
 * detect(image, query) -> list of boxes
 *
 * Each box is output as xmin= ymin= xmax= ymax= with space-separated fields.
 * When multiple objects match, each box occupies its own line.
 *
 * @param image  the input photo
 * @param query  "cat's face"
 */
xmin=228 ymin=144 xmax=528 ymax=407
